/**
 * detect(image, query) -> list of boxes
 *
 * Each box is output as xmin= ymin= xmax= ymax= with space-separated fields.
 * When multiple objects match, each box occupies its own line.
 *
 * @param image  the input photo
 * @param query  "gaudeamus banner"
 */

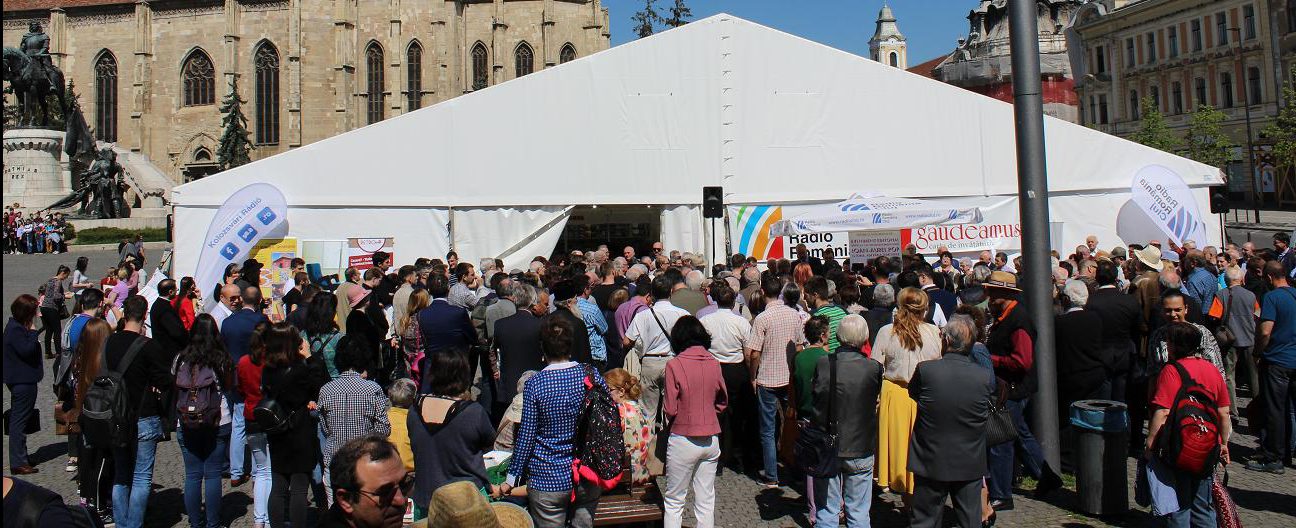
xmin=194 ymin=183 xmax=288 ymax=304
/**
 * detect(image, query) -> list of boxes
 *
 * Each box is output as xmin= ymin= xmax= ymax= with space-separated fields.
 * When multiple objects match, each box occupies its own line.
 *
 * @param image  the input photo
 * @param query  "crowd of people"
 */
xmin=3 ymin=232 xmax=1295 ymax=528
xmin=4 ymin=206 xmax=70 ymax=255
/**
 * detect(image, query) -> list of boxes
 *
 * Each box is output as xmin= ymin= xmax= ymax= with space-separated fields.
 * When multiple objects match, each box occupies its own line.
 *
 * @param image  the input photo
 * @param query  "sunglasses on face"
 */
xmin=353 ymin=473 xmax=415 ymax=508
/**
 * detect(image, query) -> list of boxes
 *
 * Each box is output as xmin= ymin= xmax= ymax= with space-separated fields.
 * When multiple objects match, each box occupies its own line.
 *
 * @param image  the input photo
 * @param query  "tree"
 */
xmin=1129 ymin=97 xmax=1180 ymax=153
xmin=1261 ymin=66 xmax=1296 ymax=176
xmin=1184 ymin=104 xmax=1235 ymax=170
xmin=663 ymin=0 xmax=692 ymax=28
xmin=632 ymin=0 xmax=662 ymax=39
xmin=216 ymin=78 xmax=253 ymax=171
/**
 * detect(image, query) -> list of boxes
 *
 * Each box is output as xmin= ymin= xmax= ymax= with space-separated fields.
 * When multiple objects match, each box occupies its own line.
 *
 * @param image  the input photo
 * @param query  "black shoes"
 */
xmin=1243 ymin=457 xmax=1286 ymax=474
xmin=989 ymin=498 xmax=1014 ymax=511
xmin=1034 ymin=468 xmax=1064 ymax=498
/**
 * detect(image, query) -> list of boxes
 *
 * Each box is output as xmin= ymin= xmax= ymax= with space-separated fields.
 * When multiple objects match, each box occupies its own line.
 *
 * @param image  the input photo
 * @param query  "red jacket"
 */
xmin=663 ymin=346 xmax=728 ymax=437
xmin=236 ymin=354 xmax=264 ymax=420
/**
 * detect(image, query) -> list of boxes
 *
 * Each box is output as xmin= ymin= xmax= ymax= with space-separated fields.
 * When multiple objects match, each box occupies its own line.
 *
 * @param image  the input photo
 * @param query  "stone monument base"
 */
xmin=3 ymin=128 xmax=71 ymax=211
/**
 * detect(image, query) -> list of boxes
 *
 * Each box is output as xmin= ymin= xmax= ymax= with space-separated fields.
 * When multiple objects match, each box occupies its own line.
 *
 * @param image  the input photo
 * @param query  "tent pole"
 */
xmin=1009 ymin=0 xmax=1060 ymax=470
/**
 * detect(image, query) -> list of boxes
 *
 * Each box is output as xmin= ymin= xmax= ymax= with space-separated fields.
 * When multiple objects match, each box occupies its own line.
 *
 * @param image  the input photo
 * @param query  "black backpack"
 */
xmin=8 ymin=478 xmax=103 ymax=528
xmin=80 ymin=336 xmax=150 ymax=449
xmin=571 ymin=365 xmax=625 ymax=490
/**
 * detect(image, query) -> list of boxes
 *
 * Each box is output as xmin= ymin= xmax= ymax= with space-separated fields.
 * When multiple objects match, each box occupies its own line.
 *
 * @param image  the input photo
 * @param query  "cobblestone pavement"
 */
xmin=4 ymin=251 xmax=1295 ymax=527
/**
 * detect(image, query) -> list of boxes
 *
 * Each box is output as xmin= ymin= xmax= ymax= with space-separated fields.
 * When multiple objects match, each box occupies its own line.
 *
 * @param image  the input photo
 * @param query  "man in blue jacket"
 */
xmin=416 ymin=273 xmax=478 ymax=389
xmin=220 ymin=284 xmax=268 ymax=487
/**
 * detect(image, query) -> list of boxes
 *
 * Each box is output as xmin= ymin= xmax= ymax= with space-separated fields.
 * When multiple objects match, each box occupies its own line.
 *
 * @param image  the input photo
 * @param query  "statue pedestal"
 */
xmin=3 ymin=128 xmax=71 ymax=211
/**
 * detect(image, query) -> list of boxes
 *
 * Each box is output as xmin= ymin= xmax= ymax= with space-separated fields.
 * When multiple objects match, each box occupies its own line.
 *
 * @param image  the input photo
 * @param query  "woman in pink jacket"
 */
xmin=662 ymin=316 xmax=728 ymax=528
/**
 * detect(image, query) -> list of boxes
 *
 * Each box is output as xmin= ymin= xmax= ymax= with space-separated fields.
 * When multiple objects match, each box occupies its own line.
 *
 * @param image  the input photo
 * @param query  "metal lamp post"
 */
xmin=1228 ymin=27 xmax=1260 ymax=222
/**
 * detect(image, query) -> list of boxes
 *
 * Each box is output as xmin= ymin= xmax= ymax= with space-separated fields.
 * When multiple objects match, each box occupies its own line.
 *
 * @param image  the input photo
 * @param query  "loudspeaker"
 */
xmin=702 ymin=186 xmax=724 ymax=218
xmin=1209 ymin=185 xmax=1230 ymax=214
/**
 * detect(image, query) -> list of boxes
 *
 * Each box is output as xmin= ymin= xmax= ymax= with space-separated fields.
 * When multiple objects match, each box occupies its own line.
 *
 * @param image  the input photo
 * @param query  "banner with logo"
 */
xmin=1129 ymin=165 xmax=1207 ymax=247
xmin=251 ymin=238 xmax=297 ymax=321
xmin=194 ymin=183 xmax=288 ymax=303
xmin=347 ymin=237 xmax=395 ymax=271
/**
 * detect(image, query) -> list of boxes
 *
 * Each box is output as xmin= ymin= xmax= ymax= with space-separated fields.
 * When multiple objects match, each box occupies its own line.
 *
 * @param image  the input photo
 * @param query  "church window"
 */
xmin=182 ymin=49 xmax=216 ymax=107
xmin=94 ymin=50 xmax=117 ymax=142
xmin=407 ymin=41 xmax=423 ymax=111
xmin=515 ymin=42 xmax=534 ymax=78
xmin=888 ymin=51 xmax=898 ymax=67
xmin=471 ymin=42 xmax=489 ymax=90
xmin=366 ymin=42 xmax=385 ymax=124
xmin=560 ymin=43 xmax=577 ymax=64
xmin=254 ymin=41 xmax=280 ymax=145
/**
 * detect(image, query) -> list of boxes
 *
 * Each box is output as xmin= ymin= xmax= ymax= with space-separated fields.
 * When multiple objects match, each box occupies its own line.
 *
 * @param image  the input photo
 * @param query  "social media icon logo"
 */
xmin=238 ymin=225 xmax=257 ymax=242
xmin=220 ymin=243 xmax=239 ymax=260
xmin=257 ymin=207 xmax=276 ymax=225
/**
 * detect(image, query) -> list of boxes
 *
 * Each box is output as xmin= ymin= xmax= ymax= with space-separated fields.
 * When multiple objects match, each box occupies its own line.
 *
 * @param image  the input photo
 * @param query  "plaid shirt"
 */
xmin=749 ymin=300 xmax=807 ymax=388
xmin=319 ymin=371 xmax=391 ymax=467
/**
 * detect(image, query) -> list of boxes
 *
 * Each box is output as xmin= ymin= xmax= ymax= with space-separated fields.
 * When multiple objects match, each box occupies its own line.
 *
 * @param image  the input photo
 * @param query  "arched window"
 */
xmin=471 ymin=42 xmax=489 ymax=90
xmin=888 ymin=51 xmax=898 ymax=67
xmin=254 ymin=41 xmax=280 ymax=145
xmin=182 ymin=49 xmax=216 ymax=106
xmin=366 ymin=42 xmax=385 ymax=124
xmin=193 ymin=148 xmax=212 ymax=162
xmin=407 ymin=41 xmax=423 ymax=111
xmin=93 ymin=50 xmax=117 ymax=142
xmin=560 ymin=43 xmax=576 ymax=64
xmin=515 ymin=42 xmax=534 ymax=78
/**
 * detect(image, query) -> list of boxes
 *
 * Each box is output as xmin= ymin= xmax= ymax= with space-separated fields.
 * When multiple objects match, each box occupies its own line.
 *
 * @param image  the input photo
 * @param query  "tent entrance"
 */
xmin=557 ymin=205 xmax=661 ymax=258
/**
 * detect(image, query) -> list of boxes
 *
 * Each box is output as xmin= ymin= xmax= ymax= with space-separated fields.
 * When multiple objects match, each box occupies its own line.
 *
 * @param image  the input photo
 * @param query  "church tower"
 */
xmin=869 ymin=3 xmax=907 ymax=69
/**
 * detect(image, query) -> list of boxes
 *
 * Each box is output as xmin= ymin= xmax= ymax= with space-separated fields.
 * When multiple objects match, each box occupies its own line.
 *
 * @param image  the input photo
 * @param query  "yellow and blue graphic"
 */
xmin=731 ymin=205 xmax=785 ymax=261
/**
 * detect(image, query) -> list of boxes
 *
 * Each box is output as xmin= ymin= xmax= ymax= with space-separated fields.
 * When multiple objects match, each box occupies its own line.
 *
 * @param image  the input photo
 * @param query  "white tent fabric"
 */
xmin=170 ymin=14 xmax=1222 ymax=279
xmin=770 ymin=193 xmax=984 ymax=236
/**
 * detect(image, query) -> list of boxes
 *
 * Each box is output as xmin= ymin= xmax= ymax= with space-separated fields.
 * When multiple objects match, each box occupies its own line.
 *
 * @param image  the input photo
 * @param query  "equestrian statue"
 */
xmin=2 ymin=22 xmax=67 ymax=128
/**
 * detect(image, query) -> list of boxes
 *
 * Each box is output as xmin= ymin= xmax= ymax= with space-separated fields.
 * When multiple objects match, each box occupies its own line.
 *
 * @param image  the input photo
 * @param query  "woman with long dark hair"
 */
xmin=72 ymin=317 xmax=115 ymax=524
xmin=172 ymin=277 xmax=198 ymax=331
xmin=407 ymin=347 xmax=494 ymax=522
xmin=71 ymin=256 xmax=94 ymax=297
xmin=261 ymin=322 xmax=328 ymax=528
xmin=174 ymin=314 xmax=234 ymax=528
xmin=301 ymin=293 xmax=343 ymax=378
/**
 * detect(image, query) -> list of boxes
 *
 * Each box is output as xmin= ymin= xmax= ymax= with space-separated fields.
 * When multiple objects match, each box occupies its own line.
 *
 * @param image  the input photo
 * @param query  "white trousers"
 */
xmin=664 ymin=434 xmax=721 ymax=528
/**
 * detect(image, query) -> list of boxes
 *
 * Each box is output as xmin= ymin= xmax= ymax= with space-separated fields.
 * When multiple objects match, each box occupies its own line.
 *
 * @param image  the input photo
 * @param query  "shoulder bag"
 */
xmin=1213 ymin=290 xmax=1236 ymax=350
xmin=794 ymin=353 xmax=840 ymax=478
xmin=253 ymin=365 xmax=297 ymax=435
xmin=986 ymin=381 xmax=1018 ymax=446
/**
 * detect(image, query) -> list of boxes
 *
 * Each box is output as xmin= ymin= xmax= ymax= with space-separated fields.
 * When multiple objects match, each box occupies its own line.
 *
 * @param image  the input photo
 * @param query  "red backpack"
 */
xmin=1154 ymin=361 xmax=1222 ymax=477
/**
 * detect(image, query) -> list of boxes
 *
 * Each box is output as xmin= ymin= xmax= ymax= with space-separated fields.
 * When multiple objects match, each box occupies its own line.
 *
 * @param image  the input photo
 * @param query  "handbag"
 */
xmin=1212 ymin=290 xmax=1236 ymax=350
xmin=794 ymin=353 xmax=840 ymax=478
xmin=2 ymin=408 xmax=41 ymax=435
xmin=254 ymin=366 xmax=297 ymax=435
xmin=1212 ymin=468 xmax=1242 ymax=528
xmin=986 ymin=382 xmax=1018 ymax=446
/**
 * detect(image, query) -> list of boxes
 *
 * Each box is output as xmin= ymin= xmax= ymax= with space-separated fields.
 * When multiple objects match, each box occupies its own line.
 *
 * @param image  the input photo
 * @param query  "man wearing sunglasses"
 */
xmin=322 ymin=435 xmax=412 ymax=528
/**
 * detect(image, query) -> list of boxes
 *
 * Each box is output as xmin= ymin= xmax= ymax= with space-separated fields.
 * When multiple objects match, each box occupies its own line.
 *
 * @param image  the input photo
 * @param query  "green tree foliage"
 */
xmin=1130 ymin=97 xmax=1181 ymax=153
xmin=1261 ymin=66 xmax=1296 ymax=173
xmin=663 ymin=0 xmax=692 ymax=28
xmin=217 ymin=78 xmax=253 ymax=171
xmin=632 ymin=0 xmax=662 ymax=38
xmin=1184 ymin=104 xmax=1235 ymax=170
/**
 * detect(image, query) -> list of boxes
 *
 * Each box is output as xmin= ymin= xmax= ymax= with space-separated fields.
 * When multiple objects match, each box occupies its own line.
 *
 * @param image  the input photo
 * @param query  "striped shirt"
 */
xmin=748 ymin=300 xmax=808 ymax=388
xmin=318 ymin=371 xmax=391 ymax=468
xmin=813 ymin=304 xmax=847 ymax=352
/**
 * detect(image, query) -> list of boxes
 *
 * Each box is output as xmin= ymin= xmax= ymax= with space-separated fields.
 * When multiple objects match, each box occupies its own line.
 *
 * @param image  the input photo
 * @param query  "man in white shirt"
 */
xmin=699 ymin=279 xmax=756 ymax=469
xmin=209 ymin=283 xmax=240 ymax=330
xmin=623 ymin=275 xmax=690 ymax=428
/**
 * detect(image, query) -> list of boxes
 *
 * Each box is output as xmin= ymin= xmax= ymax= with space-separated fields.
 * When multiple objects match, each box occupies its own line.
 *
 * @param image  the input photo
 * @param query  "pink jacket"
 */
xmin=664 ymin=346 xmax=728 ymax=437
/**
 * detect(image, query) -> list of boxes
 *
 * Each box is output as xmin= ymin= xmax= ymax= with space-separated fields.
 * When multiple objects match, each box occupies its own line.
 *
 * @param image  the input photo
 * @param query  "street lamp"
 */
xmin=1227 ymin=27 xmax=1260 ymax=222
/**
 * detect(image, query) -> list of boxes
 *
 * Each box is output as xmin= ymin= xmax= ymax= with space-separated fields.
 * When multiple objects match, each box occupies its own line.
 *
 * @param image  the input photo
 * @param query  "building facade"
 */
xmin=869 ymin=4 xmax=907 ymax=69
xmin=3 ymin=0 xmax=610 ymax=184
xmin=926 ymin=0 xmax=1085 ymax=123
xmin=1071 ymin=0 xmax=1294 ymax=200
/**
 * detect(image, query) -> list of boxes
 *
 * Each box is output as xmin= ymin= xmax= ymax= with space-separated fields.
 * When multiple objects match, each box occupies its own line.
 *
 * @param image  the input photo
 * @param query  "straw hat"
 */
xmin=1135 ymin=246 xmax=1162 ymax=270
xmin=983 ymin=271 xmax=1022 ymax=293
xmin=414 ymin=481 xmax=533 ymax=528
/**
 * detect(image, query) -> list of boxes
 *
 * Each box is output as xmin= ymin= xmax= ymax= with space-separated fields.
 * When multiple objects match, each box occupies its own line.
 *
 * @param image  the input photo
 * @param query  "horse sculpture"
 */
xmin=3 ymin=46 xmax=67 ymax=128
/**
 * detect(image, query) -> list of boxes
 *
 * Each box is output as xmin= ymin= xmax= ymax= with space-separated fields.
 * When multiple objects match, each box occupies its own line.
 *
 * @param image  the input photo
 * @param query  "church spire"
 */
xmin=870 ymin=3 xmax=907 ymax=68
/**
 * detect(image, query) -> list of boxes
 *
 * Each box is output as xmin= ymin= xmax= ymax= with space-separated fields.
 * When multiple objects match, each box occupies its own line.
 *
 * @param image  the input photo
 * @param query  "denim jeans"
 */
xmin=987 ymin=398 xmax=1046 ymax=501
xmin=112 ymin=416 xmax=163 ymax=528
xmin=229 ymin=403 xmax=246 ymax=479
xmin=813 ymin=455 xmax=875 ymax=528
xmin=1158 ymin=472 xmax=1215 ymax=528
xmin=248 ymin=432 xmax=272 ymax=525
xmin=179 ymin=424 xmax=231 ymax=528
xmin=756 ymin=385 xmax=788 ymax=482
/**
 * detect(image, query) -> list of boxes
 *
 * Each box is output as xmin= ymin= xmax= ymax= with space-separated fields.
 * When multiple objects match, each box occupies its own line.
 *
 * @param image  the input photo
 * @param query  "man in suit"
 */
xmin=794 ymin=243 xmax=825 ymax=276
xmin=220 ymin=284 xmax=268 ymax=487
xmin=1084 ymin=259 xmax=1142 ymax=402
xmin=150 ymin=279 xmax=190 ymax=357
xmin=918 ymin=269 xmax=957 ymax=327
xmin=489 ymin=284 xmax=548 ymax=422
xmin=907 ymin=315 xmax=996 ymax=528
xmin=416 ymin=273 xmax=479 ymax=381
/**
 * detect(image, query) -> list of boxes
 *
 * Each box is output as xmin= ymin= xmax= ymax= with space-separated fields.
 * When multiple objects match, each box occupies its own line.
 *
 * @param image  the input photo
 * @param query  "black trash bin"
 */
xmin=1070 ymin=399 xmax=1129 ymax=516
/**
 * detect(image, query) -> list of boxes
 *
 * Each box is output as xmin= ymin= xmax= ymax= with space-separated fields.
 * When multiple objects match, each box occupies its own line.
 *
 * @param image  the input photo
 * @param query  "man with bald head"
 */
xmin=210 ymin=283 xmax=242 ymax=329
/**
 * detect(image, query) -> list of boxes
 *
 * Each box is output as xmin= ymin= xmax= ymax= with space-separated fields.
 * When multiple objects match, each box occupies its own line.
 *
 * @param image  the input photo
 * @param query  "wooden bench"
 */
xmin=593 ymin=470 xmax=663 ymax=527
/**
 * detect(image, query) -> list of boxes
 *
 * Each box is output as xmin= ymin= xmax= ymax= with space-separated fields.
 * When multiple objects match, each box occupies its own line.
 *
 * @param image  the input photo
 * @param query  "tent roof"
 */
xmin=172 ymin=14 xmax=1221 ymax=209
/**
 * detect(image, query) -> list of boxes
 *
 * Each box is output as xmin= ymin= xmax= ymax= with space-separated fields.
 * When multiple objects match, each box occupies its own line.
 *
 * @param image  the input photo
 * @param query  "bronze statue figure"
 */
xmin=2 ymin=22 xmax=68 ymax=128
xmin=48 ymin=147 xmax=131 ymax=219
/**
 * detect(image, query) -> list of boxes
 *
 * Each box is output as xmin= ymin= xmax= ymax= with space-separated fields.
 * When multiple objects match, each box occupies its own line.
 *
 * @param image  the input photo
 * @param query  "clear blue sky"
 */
xmin=605 ymin=0 xmax=977 ymax=66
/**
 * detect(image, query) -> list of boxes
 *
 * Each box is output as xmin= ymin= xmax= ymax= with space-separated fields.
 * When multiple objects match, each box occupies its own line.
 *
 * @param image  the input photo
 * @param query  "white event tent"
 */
xmin=171 ymin=14 xmax=1222 ymax=279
